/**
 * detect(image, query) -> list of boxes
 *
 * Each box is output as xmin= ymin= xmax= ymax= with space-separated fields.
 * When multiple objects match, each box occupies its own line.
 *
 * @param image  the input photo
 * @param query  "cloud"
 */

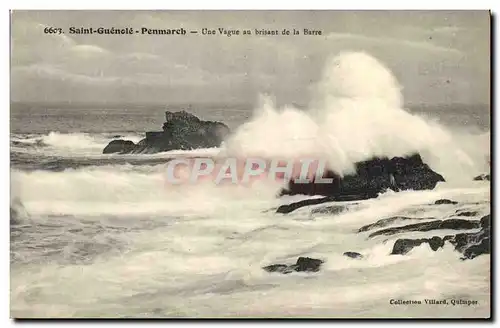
xmin=324 ymin=32 xmax=463 ymax=55
xmin=10 ymin=11 xmax=489 ymax=105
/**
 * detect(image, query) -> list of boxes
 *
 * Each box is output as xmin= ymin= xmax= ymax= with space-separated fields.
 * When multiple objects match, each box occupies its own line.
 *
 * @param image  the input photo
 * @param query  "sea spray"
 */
xmin=223 ymin=51 xmax=484 ymax=182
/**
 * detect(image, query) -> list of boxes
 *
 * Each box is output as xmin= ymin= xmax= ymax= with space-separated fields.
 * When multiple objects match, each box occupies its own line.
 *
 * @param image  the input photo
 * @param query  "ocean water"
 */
xmin=10 ymin=52 xmax=491 ymax=318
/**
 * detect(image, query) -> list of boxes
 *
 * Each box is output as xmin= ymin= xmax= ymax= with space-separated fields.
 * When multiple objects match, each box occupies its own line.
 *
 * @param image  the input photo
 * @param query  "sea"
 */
xmin=10 ymin=53 xmax=491 ymax=318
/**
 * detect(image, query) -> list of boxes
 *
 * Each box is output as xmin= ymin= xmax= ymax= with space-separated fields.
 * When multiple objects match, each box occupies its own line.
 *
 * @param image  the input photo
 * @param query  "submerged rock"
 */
xmin=368 ymin=219 xmax=480 ymax=238
xmin=473 ymin=174 xmax=490 ymax=181
xmin=263 ymin=257 xmax=324 ymax=274
xmin=102 ymin=140 xmax=136 ymax=154
xmin=10 ymin=198 xmax=28 ymax=225
xmin=343 ymin=252 xmax=363 ymax=259
xmin=456 ymin=211 xmax=478 ymax=217
xmin=391 ymin=236 xmax=449 ymax=255
xmin=434 ymin=199 xmax=458 ymax=205
xmin=103 ymin=110 xmax=230 ymax=154
xmin=390 ymin=214 xmax=490 ymax=260
xmin=311 ymin=205 xmax=346 ymax=215
xmin=280 ymin=154 xmax=444 ymax=199
xmin=276 ymin=193 xmax=375 ymax=214
xmin=358 ymin=216 xmax=433 ymax=233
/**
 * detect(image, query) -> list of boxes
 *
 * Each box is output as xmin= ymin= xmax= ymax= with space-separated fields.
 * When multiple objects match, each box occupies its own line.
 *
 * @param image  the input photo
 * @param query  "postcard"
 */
xmin=10 ymin=10 xmax=491 ymax=318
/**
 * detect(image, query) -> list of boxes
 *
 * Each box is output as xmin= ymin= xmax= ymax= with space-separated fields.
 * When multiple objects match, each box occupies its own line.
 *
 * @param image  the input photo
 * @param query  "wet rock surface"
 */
xmin=343 ymin=252 xmax=363 ymax=259
xmin=267 ymin=202 xmax=489 ymax=275
xmin=358 ymin=216 xmax=433 ymax=233
xmin=367 ymin=219 xmax=481 ymax=238
xmin=276 ymin=196 xmax=362 ymax=214
xmin=434 ymin=199 xmax=458 ymax=205
xmin=280 ymin=154 xmax=444 ymax=198
xmin=103 ymin=111 xmax=230 ymax=154
xmin=102 ymin=140 xmax=136 ymax=154
xmin=473 ymin=174 xmax=490 ymax=181
xmin=311 ymin=205 xmax=346 ymax=215
xmin=387 ymin=214 xmax=490 ymax=260
xmin=263 ymin=257 xmax=324 ymax=274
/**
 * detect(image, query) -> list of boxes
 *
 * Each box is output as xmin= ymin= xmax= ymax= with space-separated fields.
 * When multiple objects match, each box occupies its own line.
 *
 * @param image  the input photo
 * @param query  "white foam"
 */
xmin=223 ymin=52 xmax=489 ymax=181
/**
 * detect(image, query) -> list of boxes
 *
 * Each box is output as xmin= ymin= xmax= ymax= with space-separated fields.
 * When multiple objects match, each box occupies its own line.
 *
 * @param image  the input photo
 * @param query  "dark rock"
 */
xmin=263 ymin=257 xmax=324 ymax=274
xmin=310 ymin=205 xmax=346 ymax=215
xmin=103 ymin=110 xmax=230 ymax=154
xmin=450 ymin=215 xmax=490 ymax=257
xmin=280 ymin=154 xmax=444 ymax=198
xmin=262 ymin=264 xmax=293 ymax=274
xmin=390 ymin=214 xmax=490 ymax=260
xmin=456 ymin=211 xmax=478 ymax=217
xmin=343 ymin=252 xmax=363 ymax=259
xmin=473 ymin=174 xmax=490 ymax=181
xmin=276 ymin=193 xmax=376 ymax=214
xmin=391 ymin=236 xmax=445 ymax=255
xmin=480 ymin=214 xmax=490 ymax=228
xmin=102 ymin=139 xmax=136 ymax=154
xmin=311 ymin=205 xmax=346 ymax=215
xmin=461 ymin=237 xmax=490 ymax=260
xmin=368 ymin=219 xmax=480 ymax=238
xmin=295 ymin=257 xmax=323 ymax=272
xmin=434 ymin=199 xmax=458 ymax=205
xmin=358 ymin=216 xmax=433 ymax=233
xmin=277 ymin=197 xmax=333 ymax=214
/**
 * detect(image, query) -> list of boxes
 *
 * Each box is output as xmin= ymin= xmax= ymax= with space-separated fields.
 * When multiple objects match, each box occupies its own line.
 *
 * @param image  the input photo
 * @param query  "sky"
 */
xmin=10 ymin=10 xmax=490 ymax=106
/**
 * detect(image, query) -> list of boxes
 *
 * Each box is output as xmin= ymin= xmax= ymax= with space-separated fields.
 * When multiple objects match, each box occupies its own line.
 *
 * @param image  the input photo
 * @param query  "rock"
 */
xmin=343 ymin=252 xmax=363 ymax=259
xmin=461 ymin=237 xmax=490 ymax=260
xmin=295 ymin=257 xmax=323 ymax=272
xmin=280 ymin=154 xmax=445 ymax=198
xmin=390 ymin=214 xmax=490 ymax=260
xmin=391 ymin=236 xmax=446 ymax=255
xmin=311 ymin=205 xmax=346 ymax=215
xmin=456 ymin=211 xmax=478 ymax=217
xmin=368 ymin=219 xmax=480 ymax=238
xmin=102 ymin=140 xmax=136 ymax=154
xmin=358 ymin=216 xmax=433 ymax=233
xmin=473 ymin=174 xmax=490 ymax=181
xmin=480 ymin=214 xmax=490 ymax=228
xmin=451 ymin=214 xmax=490 ymax=259
xmin=261 ymin=264 xmax=292 ymax=274
xmin=103 ymin=110 xmax=230 ymax=154
xmin=434 ymin=199 xmax=458 ymax=205
xmin=276 ymin=193 xmax=376 ymax=214
xmin=263 ymin=257 xmax=324 ymax=274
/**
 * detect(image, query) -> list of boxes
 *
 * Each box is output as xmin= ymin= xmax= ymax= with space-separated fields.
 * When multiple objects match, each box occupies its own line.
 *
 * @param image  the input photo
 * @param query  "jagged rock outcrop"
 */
xmin=103 ymin=110 xmax=230 ymax=154
xmin=279 ymin=154 xmax=445 ymax=198
xmin=275 ymin=154 xmax=444 ymax=212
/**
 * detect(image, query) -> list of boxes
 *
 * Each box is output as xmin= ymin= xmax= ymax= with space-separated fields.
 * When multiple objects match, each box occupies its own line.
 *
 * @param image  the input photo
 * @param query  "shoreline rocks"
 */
xmin=102 ymin=110 xmax=230 ymax=154
xmin=103 ymin=140 xmax=136 ymax=154
xmin=279 ymin=154 xmax=445 ymax=198
xmin=275 ymin=154 xmax=444 ymax=211
xmin=389 ymin=214 xmax=490 ymax=260
xmin=473 ymin=174 xmax=490 ymax=181
xmin=263 ymin=257 xmax=324 ymax=274
xmin=367 ymin=219 xmax=481 ymax=238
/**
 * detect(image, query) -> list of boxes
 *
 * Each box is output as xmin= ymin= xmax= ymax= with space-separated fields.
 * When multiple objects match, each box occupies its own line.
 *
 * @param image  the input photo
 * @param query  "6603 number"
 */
xmin=43 ymin=27 xmax=63 ymax=34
